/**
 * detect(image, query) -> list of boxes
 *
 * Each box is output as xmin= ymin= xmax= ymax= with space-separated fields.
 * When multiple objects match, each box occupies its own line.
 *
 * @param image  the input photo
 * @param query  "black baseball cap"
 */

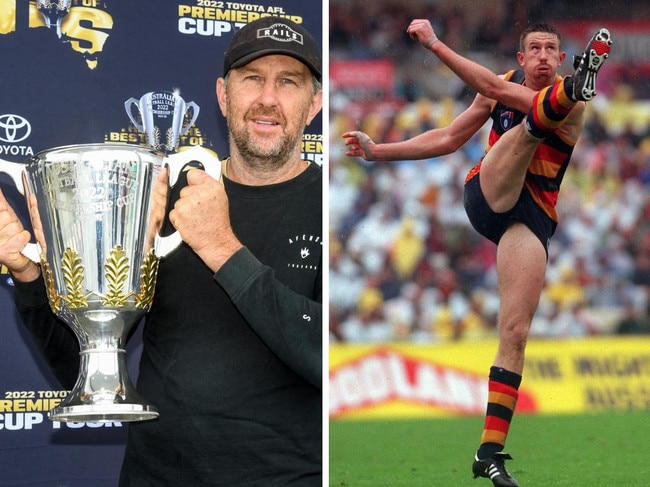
xmin=223 ymin=16 xmax=322 ymax=82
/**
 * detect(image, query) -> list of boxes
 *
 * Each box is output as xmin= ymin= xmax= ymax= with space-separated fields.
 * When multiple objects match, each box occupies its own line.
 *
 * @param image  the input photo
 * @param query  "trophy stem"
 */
xmin=49 ymin=348 xmax=158 ymax=423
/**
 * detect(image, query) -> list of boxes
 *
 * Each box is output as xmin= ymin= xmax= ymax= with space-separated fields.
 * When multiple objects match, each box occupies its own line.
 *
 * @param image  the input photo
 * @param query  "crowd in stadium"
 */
xmin=328 ymin=1 xmax=650 ymax=342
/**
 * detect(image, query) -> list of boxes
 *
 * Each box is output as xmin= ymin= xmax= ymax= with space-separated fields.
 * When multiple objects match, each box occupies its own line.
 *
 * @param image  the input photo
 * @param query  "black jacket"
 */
xmin=13 ymin=163 xmax=323 ymax=486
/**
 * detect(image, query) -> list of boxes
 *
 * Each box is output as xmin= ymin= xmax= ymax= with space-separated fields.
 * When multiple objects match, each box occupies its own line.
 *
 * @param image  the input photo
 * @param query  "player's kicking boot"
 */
xmin=472 ymin=452 xmax=519 ymax=487
xmin=571 ymin=27 xmax=612 ymax=101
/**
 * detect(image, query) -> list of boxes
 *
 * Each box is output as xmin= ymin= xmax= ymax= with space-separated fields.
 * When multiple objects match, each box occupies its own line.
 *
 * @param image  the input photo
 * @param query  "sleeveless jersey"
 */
xmin=466 ymin=69 xmax=576 ymax=223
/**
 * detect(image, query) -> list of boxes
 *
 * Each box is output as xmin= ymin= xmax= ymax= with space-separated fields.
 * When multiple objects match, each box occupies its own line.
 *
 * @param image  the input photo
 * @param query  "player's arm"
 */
xmin=407 ymin=19 xmax=536 ymax=113
xmin=343 ymin=92 xmax=493 ymax=161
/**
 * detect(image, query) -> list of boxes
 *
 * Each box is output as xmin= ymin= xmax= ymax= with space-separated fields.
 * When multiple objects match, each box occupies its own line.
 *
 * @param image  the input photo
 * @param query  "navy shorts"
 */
xmin=463 ymin=173 xmax=557 ymax=257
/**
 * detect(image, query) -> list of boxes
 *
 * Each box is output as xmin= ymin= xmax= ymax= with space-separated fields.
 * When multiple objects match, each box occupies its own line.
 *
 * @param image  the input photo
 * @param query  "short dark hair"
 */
xmin=519 ymin=23 xmax=562 ymax=52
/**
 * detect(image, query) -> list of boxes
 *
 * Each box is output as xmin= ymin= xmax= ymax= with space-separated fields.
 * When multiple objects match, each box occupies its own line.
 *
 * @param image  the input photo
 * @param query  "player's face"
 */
xmin=217 ymin=55 xmax=322 ymax=171
xmin=518 ymin=32 xmax=566 ymax=88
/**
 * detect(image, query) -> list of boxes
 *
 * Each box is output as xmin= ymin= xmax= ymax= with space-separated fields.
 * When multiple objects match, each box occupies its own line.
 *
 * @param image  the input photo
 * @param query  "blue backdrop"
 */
xmin=0 ymin=1 xmax=322 ymax=485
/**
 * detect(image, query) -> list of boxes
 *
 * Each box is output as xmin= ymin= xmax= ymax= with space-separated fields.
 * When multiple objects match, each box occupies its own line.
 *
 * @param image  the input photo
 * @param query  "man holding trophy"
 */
xmin=0 ymin=16 xmax=323 ymax=486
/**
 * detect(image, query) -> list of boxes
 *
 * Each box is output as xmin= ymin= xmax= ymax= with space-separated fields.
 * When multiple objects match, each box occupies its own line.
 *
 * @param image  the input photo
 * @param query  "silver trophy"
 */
xmin=124 ymin=91 xmax=200 ymax=154
xmin=36 ymin=0 xmax=72 ymax=38
xmin=0 ymin=143 xmax=220 ymax=422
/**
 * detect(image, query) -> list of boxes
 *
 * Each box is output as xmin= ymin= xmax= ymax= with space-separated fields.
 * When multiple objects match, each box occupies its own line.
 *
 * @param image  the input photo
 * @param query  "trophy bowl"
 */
xmin=0 ymin=143 xmax=220 ymax=422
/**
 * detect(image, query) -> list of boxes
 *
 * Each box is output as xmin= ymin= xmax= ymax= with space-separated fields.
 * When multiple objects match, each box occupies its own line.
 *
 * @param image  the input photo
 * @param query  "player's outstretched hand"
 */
xmin=342 ymin=131 xmax=376 ymax=160
xmin=407 ymin=19 xmax=438 ymax=49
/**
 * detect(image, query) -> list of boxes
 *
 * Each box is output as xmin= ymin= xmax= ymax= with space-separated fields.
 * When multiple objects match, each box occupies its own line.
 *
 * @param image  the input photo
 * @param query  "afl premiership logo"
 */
xmin=500 ymin=110 xmax=514 ymax=131
xmin=0 ymin=114 xmax=31 ymax=143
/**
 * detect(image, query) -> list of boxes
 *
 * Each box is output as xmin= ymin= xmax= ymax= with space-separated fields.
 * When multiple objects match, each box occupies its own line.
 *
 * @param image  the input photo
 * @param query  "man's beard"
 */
xmin=227 ymin=106 xmax=304 ymax=173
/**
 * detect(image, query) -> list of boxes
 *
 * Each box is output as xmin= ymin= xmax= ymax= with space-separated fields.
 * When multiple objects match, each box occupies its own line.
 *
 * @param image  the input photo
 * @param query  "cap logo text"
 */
xmin=257 ymin=23 xmax=303 ymax=45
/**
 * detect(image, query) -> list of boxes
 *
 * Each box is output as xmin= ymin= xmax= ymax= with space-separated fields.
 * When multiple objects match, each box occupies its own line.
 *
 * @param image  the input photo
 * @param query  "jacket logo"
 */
xmin=288 ymin=234 xmax=320 ymax=271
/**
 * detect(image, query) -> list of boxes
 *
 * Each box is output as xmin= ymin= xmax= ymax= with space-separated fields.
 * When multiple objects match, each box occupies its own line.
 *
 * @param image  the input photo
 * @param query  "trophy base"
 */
xmin=48 ymin=403 xmax=159 ymax=423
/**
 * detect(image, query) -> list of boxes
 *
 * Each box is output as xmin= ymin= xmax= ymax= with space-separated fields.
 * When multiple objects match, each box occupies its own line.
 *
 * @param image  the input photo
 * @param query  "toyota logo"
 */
xmin=0 ymin=114 xmax=32 ymax=143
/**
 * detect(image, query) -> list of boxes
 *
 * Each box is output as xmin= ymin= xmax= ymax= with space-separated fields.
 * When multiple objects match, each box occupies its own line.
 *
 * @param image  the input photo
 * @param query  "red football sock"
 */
xmin=525 ymin=77 xmax=576 ymax=138
xmin=477 ymin=367 xmax=521 ymax=459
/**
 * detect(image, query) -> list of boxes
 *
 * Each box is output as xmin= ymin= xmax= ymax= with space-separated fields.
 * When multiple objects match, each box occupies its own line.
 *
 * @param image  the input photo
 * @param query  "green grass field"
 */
xmin=329 ymin=411 xmax=650 ymax=486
